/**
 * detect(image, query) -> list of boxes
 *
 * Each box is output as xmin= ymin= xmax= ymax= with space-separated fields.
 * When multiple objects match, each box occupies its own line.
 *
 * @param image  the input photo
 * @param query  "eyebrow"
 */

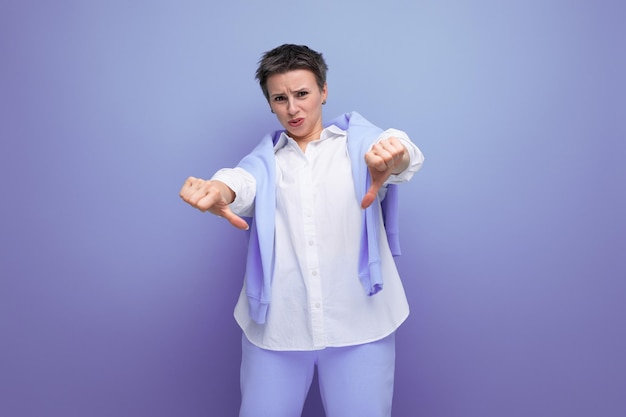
xmin=269 ymin=88 xmax=310 ymax=99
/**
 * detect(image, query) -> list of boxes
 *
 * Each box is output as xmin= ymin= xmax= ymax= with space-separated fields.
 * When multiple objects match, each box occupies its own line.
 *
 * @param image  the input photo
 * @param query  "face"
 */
xmin=266 ymin=69 xmax=328 ymax=146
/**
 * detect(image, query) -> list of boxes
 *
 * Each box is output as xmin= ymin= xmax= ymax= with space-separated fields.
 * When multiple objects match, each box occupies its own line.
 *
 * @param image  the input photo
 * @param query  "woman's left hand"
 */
xmin=361 ymin=137 xmax=409 ymax=209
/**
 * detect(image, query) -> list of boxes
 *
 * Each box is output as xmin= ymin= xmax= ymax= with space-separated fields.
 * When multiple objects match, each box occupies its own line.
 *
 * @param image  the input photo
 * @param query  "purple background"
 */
xmin=1 ymin=1 xmax=625 ymax=416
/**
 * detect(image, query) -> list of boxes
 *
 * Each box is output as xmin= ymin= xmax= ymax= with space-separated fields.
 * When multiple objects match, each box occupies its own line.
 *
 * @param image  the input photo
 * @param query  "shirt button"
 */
xmin=312 ymin=270 xmax=318 ymax=276
xmin=315 ymin=303 xmax=321 ymax=309
xmin=308 ymin=240 xmax=314 ymax=246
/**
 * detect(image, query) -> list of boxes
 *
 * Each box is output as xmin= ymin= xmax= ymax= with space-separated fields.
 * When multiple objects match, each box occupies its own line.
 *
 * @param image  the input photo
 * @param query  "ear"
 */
xmin=322 ymin=83 xmax=328 ymax=103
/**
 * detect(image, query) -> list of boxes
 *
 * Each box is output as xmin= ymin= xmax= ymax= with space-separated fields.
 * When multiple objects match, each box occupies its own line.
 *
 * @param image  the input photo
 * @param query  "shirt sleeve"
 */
xmin=211 ymin=167 xmax=256 ymax=217
xmin=376 ymin=128 xmax=425 ymax=184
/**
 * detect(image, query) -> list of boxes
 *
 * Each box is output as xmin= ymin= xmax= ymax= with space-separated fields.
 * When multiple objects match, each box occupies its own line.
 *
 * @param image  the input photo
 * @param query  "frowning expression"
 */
xmin=267 ymin=69 xmax=328 ymax=148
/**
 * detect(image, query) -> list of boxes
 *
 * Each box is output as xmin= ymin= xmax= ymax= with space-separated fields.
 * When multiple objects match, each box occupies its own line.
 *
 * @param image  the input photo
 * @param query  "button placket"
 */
xmin=300 ymin=156 xmax=325 ymax=348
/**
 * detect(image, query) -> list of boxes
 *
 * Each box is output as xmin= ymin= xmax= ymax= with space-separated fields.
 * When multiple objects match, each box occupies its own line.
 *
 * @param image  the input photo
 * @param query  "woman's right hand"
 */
xmin=179 ymin=176 xmax=249 ymax=230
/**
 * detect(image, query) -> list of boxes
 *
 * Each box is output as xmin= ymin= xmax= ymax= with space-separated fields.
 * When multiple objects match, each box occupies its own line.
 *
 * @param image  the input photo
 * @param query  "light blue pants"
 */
xmin=239 ymin=333 xmax=396 ymax=417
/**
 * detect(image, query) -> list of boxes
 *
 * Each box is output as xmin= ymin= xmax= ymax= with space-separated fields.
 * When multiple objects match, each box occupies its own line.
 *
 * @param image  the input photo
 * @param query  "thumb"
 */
xmin=361 ymin=161 xmax=396 ymax=209
xmin=361 ymin=180 xmax=383 ymax=209
xmin=211 ymin=204 xmax=249 ymax=230
xmin=360 ymin=186 xmax=377 ymax=209
xmin=223 ymin=209 xmax=249 ymax=230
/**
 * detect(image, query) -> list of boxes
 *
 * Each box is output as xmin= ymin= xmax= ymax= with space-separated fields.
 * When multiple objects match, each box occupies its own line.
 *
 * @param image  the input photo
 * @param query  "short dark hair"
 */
xmin=255 ymin=44 xmax=328 ymax=101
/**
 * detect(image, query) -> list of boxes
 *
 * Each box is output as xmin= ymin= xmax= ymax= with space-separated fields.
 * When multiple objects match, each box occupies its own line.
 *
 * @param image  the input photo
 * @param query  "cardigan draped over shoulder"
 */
xmin=236 ymin=111 xmax=400 ymax=324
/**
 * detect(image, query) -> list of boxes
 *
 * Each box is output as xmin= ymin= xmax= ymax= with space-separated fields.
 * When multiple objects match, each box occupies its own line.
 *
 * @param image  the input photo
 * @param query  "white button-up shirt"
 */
xmin=212 ymin=125 xmax=424 ymax=351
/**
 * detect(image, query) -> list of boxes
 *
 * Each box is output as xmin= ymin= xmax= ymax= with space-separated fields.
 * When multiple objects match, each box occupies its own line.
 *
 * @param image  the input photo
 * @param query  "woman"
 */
xmin=180 ymin=44 xmax=424 ymax=417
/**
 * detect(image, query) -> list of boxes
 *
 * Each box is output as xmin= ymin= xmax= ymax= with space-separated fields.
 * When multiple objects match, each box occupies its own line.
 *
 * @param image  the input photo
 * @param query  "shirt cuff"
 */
xmin=211 ymin=167 xmax=256 ymax=217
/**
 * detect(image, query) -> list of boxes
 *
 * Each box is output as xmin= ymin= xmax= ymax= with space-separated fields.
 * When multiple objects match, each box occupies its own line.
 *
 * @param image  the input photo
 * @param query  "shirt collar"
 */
xmin=274 ymin=124 xmax=347 ymax=151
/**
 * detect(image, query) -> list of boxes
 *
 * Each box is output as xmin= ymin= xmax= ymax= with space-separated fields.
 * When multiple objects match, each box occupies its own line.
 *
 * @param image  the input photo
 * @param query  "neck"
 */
xmin=289 ymin=126 xmax=323 ymax=152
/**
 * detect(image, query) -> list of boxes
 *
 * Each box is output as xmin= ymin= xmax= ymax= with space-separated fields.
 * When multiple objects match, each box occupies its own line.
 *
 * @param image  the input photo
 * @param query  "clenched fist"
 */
xmin=179 ymin=176 xmax=249 ymax=230
xmin=361 ymin=137 xmax=409 ymax=209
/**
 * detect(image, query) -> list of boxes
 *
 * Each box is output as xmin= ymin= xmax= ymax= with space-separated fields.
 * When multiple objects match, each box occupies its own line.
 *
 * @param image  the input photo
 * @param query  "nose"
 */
xmin=287 ymin=98 xmax=298 ymax=115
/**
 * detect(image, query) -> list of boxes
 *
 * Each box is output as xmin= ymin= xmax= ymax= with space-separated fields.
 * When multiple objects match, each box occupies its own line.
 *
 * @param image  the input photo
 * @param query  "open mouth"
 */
xmin=288 ymin=118 xmax=304 ymax=127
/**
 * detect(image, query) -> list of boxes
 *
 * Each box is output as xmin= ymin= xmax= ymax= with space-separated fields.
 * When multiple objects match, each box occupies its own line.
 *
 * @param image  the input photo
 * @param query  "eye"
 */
xmin=297 ymin=91 xmax=309 ymax=98
xmin=273 ymin=96 xmax=286 ymax=102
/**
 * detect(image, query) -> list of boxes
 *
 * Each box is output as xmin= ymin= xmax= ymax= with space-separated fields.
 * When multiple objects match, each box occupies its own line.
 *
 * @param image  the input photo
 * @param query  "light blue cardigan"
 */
xmin=237 ymin=112 xmax=401 ymax=324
